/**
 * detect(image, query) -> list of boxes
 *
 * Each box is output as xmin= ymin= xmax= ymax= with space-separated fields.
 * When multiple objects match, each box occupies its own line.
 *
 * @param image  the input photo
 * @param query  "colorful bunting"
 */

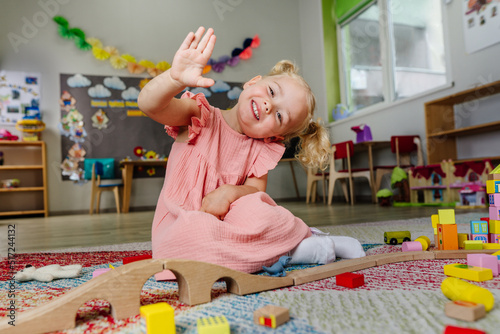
xmin=52 ymin=16 xmax=260 ymax=77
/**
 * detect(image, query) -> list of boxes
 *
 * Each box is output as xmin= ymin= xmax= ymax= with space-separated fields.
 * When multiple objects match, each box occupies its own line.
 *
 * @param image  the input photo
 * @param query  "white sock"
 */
xmin=328 ymin=236 xmax=366 ymax=259
xmin=289 ymin=236 xmax=336 ymax=265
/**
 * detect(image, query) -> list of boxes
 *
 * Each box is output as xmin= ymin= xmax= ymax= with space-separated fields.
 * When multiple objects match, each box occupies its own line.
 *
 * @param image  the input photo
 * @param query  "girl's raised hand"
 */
xmin=170 ymin=27 xmax=216 ymax=88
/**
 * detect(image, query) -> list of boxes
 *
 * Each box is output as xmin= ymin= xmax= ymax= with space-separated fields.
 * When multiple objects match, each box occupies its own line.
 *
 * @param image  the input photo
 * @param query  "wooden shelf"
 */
xmin=427 ymin=120 xmax=500 ymax=138
xmin=0 ymin=141 xmax=48 ymax=217
xmin=0 ymin=187 xmax=44 ymax=192
xmin=0 ymin=209 xmax=46 ymax=217
xmin=0 ymin=165 xmax=44 ymax=170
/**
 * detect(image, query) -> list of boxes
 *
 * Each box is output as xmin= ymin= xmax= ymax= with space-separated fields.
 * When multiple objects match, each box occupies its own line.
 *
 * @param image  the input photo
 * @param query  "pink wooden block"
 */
xmin=402 ymin=241 xmax=422 ymax=252
xmin=489 ymin=193 xmax=500 ymax=206
xmin=489 ymin=207 xmax=500 ymax=220
xmin=491 ymin=234 xmax=500 ymax=243
xmin=92 ymin=268 xmax=111 ymax=278
xmin=467 ymin=253 xmax=499 ymax=276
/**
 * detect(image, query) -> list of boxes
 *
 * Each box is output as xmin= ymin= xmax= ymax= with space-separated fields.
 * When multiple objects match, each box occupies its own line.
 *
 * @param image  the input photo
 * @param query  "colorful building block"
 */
xmin=441 ymin=277 xmax=495 ymax=311
xmin=471 ymin=234 xmax=488 ymax=242
xmin=92 ymin=268 xmax=111 ymax=278
xmin=437 ymin=223 xmax=458 ymax=250
xmin=470 ymin=220 xmax=488 ymax=234
xmin=482 ymin=243 xmax=500 ymax=250
xmin=415 ymin=236 xmax=431 ymax=250
xmin=489 ymin=219 xmax=500 ymax=234
xmin=402 ymin=241 xmax=422 ymax=252
xmin=336 ymin=272 xmax=365 ymax=288
xmin=140 ymin=302 xmax=175 ymax=334
xmin=467 ymin=253 xmax=499 ymax=276
xmin=444 ymin=300 xmax=486 ymax=322
xmin=443 ymin=325 xmax=486 ymax=334
xmin=486 ymin=179 xmax=500 ymax=194
xmin=197 ymin=316 xmax=229 ymax=334
xmin=489 ymin=206 xmax=500 ymax=220
xmin=489 ymin=193 xmax=500 ymax=206
xmin=491 ymin=234 xmax=500 ymax=243
xmin=463 ymin=240 xmax=483 ymax=250
xmin=254 ymin=305 xmax=289 ymax=329
xmin=444 ymin=263 xmax=493 ymax=282
xmin=458 ymin=233 xmax=469 ymax=249
xmin=438 ymin=209 xmax=456 ymax=224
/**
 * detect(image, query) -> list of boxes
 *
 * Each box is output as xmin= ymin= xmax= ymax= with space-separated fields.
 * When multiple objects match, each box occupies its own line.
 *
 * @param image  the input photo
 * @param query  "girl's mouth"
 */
xmin=252 ymin=101 xmax=260 ymax=120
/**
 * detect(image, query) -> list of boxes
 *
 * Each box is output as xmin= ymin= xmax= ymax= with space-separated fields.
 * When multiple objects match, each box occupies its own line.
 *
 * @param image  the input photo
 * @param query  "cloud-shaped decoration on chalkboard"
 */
xmin=103 ymin=76 xmax=126 ymax=90
xmin=88 ymin=84 xmax=111 ymax=98
xmin=122 ymin=87 xmax=140 ymax=100
xmin=190 ymin=87 xmax=212 ymax=97
xmin=227 ymin=86 xmax=242 ymax=100
xmin=211 ymin=80 xmax=231 ymax=93
xmin=67 ymin=74 xmax=91 ymax=88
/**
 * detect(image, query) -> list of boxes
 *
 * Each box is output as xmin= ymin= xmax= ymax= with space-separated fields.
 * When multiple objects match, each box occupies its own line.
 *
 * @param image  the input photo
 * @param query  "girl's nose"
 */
xmin=264 ymin=101 xmax=272 ymax=114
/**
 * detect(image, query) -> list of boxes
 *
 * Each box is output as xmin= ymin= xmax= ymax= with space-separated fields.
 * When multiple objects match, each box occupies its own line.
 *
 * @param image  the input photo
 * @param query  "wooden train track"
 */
xmin=0 ymin=249 xmax=496 ymax=334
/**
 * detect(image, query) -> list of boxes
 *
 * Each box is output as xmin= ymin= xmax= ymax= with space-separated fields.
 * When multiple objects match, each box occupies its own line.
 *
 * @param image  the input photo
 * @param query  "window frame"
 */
xmin=335 ymin=0 xmax=453 ymax=121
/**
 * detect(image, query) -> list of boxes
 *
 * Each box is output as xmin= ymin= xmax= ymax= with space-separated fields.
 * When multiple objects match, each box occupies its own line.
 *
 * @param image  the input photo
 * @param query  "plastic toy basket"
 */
xmin=16 ymin=119 xmax=45 ymax=141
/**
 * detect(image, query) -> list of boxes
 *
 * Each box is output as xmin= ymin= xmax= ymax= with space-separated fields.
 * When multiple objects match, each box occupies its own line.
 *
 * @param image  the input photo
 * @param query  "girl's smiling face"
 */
xmin=235 ymin=75 xmax=309 ymax=141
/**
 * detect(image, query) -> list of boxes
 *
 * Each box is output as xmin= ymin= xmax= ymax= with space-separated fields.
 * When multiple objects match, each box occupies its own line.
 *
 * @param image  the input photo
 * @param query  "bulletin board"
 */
xmin=59 ymin=73 xmax=243 ymax=181
xmin=0 ymin=70 xmax=41 ymax=125
xmin=462 ymin=0 xmax=500 ymax=54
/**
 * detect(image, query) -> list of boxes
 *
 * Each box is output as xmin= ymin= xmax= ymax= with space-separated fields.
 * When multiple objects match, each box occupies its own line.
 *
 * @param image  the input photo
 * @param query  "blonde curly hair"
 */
xmin=266 ymin=60 xmax=331 ymax=170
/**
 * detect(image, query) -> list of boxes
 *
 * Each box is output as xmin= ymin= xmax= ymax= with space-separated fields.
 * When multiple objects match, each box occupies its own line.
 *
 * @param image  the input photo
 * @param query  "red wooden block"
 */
xmin=336 ymin=272 xmax=365 ymax=288
xmin=443 ymin=325 xmax=486 ymax=334
xmin=123 ymin=254 xmax=152 ymax=264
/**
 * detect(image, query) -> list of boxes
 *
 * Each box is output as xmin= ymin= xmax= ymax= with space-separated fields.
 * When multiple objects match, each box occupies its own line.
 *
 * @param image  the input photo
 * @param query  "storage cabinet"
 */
xmin=0 ymin=141 xmax=48 ymax=217
xmin=425 ymin=80 xmax=500 ymax=164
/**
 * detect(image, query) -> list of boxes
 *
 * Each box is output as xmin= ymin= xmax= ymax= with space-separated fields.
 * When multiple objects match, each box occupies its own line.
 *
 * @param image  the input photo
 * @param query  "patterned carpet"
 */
xmin=1 ymin=213 xmax=500 ymax=334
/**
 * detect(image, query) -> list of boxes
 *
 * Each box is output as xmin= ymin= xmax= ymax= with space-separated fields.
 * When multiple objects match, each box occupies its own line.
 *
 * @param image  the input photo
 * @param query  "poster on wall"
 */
xmin=59 ymin=73 xmax=243 ymax=182
xmin=462 ymin=0 xmax=500 ymax=54
xmin=0 ymin=70 xmax=41 ymax=125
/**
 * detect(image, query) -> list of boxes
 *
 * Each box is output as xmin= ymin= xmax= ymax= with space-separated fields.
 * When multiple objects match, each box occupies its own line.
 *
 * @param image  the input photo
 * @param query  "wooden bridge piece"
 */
xmin=0 ymin=259 xmax=165 ymax=334
xmin=164 ymin=259 xmax=294 ymax=305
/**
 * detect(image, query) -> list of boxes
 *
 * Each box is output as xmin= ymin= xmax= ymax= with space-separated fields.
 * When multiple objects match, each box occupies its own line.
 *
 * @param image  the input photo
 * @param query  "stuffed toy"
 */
xmin=262 ymin=256 xmax=291 ymax=277
xmin=14 ymin=264 xmax=82 ymax=282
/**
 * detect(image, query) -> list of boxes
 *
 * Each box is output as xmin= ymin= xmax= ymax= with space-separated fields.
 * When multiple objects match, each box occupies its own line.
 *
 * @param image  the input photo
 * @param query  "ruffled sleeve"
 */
xmin=248 ymin=142 xmax=286 ymax=178
xmin=164 ymin=91 xmax=212 ymax=144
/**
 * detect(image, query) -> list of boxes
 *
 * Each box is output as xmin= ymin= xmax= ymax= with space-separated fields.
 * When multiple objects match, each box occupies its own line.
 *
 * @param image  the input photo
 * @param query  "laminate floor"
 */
xmin=0 ymin=201 xmax=484 ymax=255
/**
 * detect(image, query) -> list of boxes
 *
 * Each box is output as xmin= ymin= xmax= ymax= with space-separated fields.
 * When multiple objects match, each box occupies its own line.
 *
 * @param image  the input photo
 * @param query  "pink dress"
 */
xmin=152 ymin=92 xmax=311 ymax=278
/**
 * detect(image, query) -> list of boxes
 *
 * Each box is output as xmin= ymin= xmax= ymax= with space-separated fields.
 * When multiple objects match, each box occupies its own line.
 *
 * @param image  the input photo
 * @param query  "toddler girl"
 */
xmin=138 ymin=27 xmax=365 ymax=279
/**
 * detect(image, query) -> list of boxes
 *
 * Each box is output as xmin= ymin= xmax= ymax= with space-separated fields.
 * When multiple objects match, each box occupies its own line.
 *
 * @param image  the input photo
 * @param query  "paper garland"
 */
xmin=52 ymin=16 xmax=260 ymax=77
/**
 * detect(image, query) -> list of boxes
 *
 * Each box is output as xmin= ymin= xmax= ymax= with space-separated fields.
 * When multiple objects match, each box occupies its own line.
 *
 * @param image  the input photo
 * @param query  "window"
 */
xmin=339 ymin=0 xmax=449 ymax=114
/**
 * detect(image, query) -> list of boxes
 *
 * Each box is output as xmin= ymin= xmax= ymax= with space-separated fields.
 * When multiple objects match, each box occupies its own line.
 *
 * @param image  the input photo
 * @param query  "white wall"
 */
xmin=0 ymin=0 xmax=328 ymax=214
xmin=328 ymin=0 xmax=500 ymax=193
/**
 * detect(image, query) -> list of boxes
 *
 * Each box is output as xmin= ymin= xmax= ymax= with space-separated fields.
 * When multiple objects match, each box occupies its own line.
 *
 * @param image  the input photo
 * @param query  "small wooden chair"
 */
xmin=327 ymin=140 xmax=372 ymax=205
xmin=374 ymin=135 xmax=424 ymax=191
xmin=306 ymin=167 xmax=327 ymax=203
xmin=89 ymin=161 xmax=123 ymax=214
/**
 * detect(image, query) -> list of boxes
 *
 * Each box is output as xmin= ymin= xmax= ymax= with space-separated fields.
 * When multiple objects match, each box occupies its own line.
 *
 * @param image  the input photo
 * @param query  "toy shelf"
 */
xmin=0 ymin=141 xmax=48 ymax=217
xmin=425 ymin=80 xmax=500 ymax=164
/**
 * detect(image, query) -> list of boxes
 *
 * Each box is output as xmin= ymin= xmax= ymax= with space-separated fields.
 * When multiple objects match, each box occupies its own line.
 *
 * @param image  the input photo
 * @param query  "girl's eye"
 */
xmin=269 ymin=87 xmax=275 ymax=97
xmin=277 ymin=111 xmax=282 ymax=123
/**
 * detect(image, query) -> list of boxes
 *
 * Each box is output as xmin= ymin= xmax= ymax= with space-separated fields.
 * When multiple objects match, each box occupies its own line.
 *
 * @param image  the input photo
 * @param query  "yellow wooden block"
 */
xmin=432 ymin=214 xmax=440 ymax=229
xmin=489 ymin=220 xmax=500 ymax=234
xmin=492 ymin=250 xmax=500 ymax=256
xmin=482 ymin=243 xmax=500 ymax=250
xmin=197 ymin=316 xmax=230 ymax=334
xmin=444 ymin=263 xmax=493 ymax=282
xmin=464 ymin=240 xmax=483 ymax=250
xmin=458 ymin=233 xmax=469 ymax=249
xmin=438 ymin=209 xmax=455 ymax=224
xmin=486 ymin=180 xmax=500 ymax=194
xmin=140 ymin=302 xmax=175 ymax=334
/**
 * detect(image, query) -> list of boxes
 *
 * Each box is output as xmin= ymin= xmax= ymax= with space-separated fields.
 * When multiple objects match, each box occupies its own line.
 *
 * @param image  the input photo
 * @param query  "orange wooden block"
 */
xmin=437 ymin=223 xmax=458 ymax=250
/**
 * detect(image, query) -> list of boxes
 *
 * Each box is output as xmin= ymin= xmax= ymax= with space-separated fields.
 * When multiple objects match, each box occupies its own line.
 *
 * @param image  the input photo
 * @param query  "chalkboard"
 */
xmin=59 ymin=73 xmax=242 ymax=181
